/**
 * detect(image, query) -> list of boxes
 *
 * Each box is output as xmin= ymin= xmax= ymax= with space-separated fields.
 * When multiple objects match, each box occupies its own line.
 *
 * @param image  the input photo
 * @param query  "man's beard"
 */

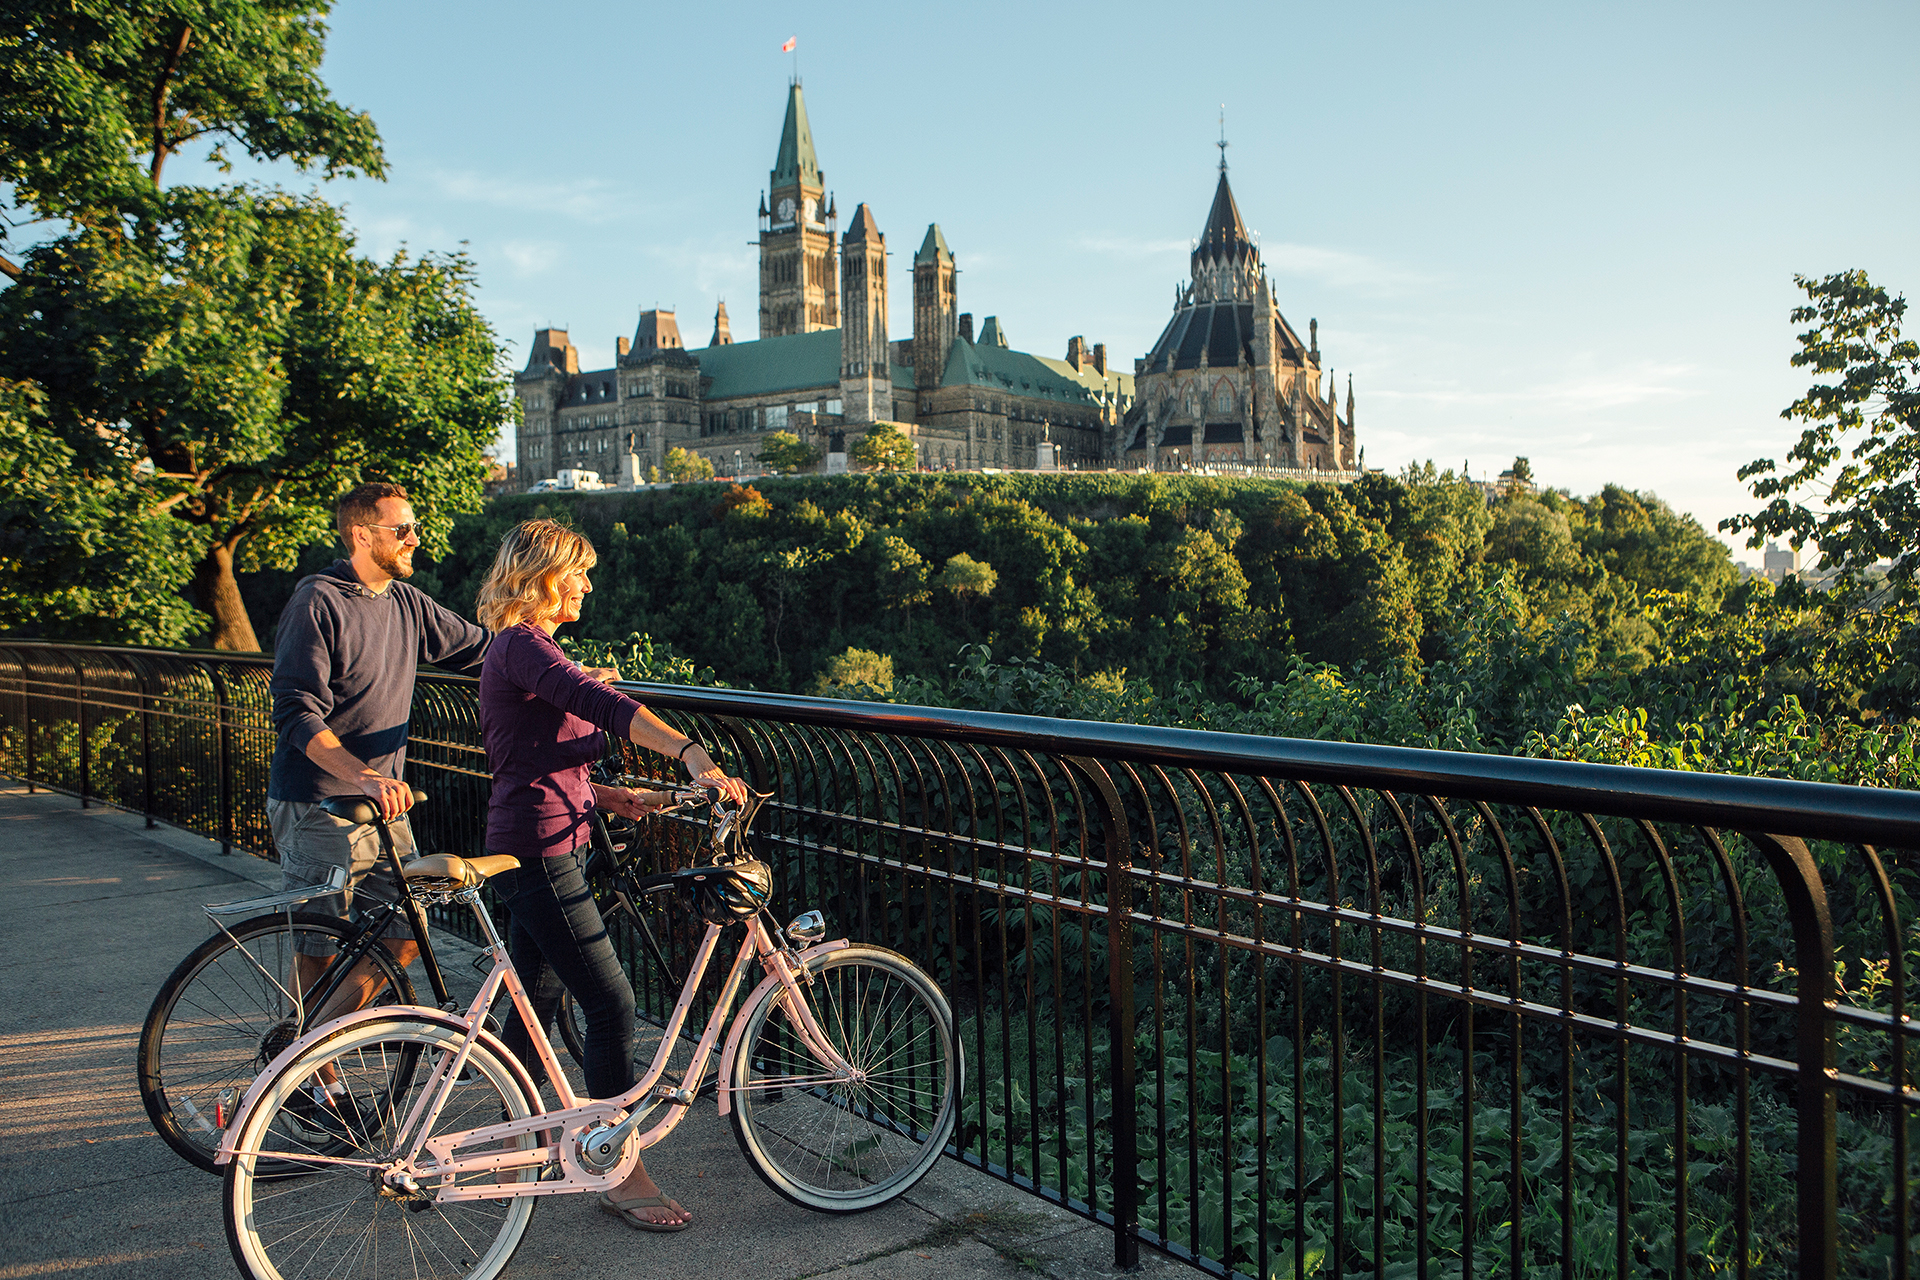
xmin=372 ymin=542 xmax=414 ymax=580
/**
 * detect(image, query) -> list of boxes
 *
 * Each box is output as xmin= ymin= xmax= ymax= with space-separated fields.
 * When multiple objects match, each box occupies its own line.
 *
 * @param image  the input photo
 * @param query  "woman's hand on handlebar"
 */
xmin=592 ymin=783 xmax=673 ymax=821
xmin=681 ymin=744 xmax=748 ymax=806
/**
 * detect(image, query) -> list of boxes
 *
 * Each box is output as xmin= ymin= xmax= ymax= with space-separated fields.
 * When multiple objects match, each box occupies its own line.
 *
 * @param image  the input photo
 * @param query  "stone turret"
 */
xmin=710 ymin=300 xmax=732 ymax=347
xmin=912 ymin=224 xmax=956 ymax=393
xmin=839 ymin=203 xmax=889 ymax=424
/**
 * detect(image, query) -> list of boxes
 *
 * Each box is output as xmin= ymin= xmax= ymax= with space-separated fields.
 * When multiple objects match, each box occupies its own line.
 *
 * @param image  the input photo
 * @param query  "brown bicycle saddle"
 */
xmin=401 ymin=853 xmax=521 ymax=888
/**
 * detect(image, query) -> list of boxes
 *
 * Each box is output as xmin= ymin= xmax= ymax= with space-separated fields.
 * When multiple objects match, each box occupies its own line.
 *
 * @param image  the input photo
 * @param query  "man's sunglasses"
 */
xmin=364 ymin=522 xmax=423 ymax=541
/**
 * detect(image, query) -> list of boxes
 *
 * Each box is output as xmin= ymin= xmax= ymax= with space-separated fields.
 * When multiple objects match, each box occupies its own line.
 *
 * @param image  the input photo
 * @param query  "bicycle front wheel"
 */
xmin=138 ymin=911 xmax=414 ymax=1173
xmin=729 ymin=945 xmax=961 ymax=1212
xmin=224 ymin=1017 xmax=538 ymax=1280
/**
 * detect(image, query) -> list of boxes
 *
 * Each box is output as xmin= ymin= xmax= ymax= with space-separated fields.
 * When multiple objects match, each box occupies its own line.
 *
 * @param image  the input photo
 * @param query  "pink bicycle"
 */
xmin=215 ymin=787 xmax=961 ymax=1280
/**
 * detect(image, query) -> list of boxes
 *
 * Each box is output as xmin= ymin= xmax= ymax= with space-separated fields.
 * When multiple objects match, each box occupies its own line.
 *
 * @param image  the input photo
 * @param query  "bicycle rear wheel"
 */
xmin=729 ymin=945 xmax=961 ymax=1212
xmin=138 ymin=911 xmax=414 ymax=1172
xmin=224 ymin=1017 xmax=538 ymax=1280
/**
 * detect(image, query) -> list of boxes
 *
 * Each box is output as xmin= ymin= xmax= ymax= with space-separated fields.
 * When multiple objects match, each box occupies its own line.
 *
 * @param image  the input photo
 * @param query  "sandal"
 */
xmin=597 ymin=1192 xmax=691 ymax=1232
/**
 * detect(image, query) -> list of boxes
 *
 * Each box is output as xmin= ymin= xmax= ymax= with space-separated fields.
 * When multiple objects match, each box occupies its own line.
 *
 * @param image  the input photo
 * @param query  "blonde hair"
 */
xmin=476 ymin=520 xmax=597 ymax=630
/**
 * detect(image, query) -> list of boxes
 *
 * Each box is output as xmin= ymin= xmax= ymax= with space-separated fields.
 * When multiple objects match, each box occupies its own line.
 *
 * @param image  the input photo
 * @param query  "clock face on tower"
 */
xmin=776 ymin=197 xmax=795 ymax=222
xmin=802 ymin=197 xmax=816 ymax=224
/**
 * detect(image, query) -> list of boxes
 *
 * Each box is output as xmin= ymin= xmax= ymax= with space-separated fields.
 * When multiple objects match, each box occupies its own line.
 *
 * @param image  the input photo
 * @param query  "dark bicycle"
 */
xmin=136 ymin=789 xmax=459 ymax=1173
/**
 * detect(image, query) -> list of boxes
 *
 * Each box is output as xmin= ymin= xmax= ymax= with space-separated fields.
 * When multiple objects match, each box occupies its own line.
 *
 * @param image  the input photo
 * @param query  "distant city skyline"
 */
xmin=148 ymin=0 xmax=1918 ymax=566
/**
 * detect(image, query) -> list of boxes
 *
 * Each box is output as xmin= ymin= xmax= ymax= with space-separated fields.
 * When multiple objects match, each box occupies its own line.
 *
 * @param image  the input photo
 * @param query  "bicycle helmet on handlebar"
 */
xmin=681 ymin=861 xmax=773 ymax=924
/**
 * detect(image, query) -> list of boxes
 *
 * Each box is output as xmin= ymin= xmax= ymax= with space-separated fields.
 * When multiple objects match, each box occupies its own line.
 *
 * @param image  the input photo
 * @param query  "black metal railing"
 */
xmin=4 ymin=639 xmax=1919 ymax=1280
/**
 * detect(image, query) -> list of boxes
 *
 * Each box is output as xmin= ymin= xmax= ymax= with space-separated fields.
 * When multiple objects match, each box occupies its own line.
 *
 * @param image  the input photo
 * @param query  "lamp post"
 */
xmin=733 ymin=448 xmax=742 ymax=479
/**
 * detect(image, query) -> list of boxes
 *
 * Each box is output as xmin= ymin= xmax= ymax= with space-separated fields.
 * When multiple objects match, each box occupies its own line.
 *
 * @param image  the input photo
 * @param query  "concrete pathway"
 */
xmin=0 ymin=784 xmax=1182 ymax=1280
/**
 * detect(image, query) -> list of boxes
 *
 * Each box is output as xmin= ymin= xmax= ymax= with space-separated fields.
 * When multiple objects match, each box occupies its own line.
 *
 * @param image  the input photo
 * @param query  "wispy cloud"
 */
xmin=1077 ymin=233 xmax=1432 ymax=295
xmin=1371 ymin=360 xmax=1699 ymax=414
xmin=1076 ymin=234 xmax=1190 ymax=260
xmin=425 ymin=168 xmax=626 ymax=224
xmin=499 ymin=240 xmax=561 ymax=277
xmin=1258 ymin=242 xmax=1439 ymax=293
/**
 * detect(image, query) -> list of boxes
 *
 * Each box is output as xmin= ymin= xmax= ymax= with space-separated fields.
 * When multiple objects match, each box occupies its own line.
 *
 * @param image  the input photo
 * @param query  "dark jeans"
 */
xmin=490 ymin=846 xmax=636 ymax=1100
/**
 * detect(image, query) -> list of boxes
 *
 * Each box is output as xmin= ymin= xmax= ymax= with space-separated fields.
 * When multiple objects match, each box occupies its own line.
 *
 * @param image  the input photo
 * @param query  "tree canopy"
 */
xmin=755 ymin=430 xmax=821 ymax=474
xmin=0 ymin=1 xmax=508 ymax=649
xmin=849 ymin=423 xmax=916 ymax=472
xmin=663 ymin=448 xmax=716 ymax=484
xmin=0 ymin=0 xmax=383 ymax=265
xmin=1722 ymin=270 xmax=1918 ymax=585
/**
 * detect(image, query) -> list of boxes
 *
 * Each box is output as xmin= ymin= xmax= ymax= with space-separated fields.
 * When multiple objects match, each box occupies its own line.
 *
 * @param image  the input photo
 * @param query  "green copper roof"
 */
xmin=1033 ymin=355 xmax=1135 ymax=399
xmin=940 ymin=337 xmax=1097 ymax=406
xmin=976 ymin=316 xmax=1007 ymax=347
xmin=692 ymin=329 xmax=839 ymax=398
xmin=914 ymin=224 xmax=951 ymax=265
xmin=771 ymin=83 xmax=821 ymax=189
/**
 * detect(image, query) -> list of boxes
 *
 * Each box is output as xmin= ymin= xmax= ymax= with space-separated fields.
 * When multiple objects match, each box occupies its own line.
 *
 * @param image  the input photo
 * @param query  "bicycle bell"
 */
xmin=785 ymin=910 xmax=826 ymax=945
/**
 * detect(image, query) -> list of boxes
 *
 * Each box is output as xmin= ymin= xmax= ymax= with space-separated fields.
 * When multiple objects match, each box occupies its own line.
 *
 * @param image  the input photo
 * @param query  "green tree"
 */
xmin=935 ymin=552 xmax=997 ymax=627
xmin=663 ymin=448 xmax=716 ymax=483
xmin=755 ymin=430 xmax=821 ymax=474
xmin=1720 ymin=270 xmax=1919 ymax=716
xmin=0 ymin=377 xmax=203 ymax=642
xmin=0 ymin=0 xmax=384 ymax=270
xmin=809 ymin=647 xmax=894 ymax=698
xmin=0 ymin=194 xmax=509 ymax=649
xmin=849 ymin=423 xmax=916 ymax=472
xmin=1722 ymin=270 xmax=1918 ymax=585
xmin=868 ymin=532 xmax=931 ymax=628
xmin=0 ymin=2 xmax=508 ymax=650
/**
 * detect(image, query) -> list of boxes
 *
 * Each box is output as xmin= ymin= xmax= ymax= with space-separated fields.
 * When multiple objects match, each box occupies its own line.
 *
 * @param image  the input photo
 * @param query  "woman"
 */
xmin=475 ymin=519 xmax=746 ymax=1231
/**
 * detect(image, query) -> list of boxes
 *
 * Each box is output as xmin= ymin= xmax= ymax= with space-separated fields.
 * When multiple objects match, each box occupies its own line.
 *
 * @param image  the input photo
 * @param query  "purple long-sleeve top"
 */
xmin=480 ymin=623 xmax=642 ymax=857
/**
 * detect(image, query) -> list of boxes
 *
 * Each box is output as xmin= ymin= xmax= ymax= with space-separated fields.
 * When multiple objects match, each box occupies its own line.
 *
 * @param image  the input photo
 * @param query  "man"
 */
xmin=268 ymin=482 xmax=491 ymax=1016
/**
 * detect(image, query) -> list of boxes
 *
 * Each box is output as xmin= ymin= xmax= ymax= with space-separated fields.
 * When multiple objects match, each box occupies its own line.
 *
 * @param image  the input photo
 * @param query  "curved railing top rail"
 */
xmin=4 ymin=639 xmax=1915 ymax=847
xmin=615 ymin=681 xmax=1920 ymax=849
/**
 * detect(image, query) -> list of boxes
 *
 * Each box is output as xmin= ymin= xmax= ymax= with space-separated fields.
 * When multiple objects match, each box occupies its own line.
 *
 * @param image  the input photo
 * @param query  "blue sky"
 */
xmin=171 ymin=0 xmax=1918 ymax=566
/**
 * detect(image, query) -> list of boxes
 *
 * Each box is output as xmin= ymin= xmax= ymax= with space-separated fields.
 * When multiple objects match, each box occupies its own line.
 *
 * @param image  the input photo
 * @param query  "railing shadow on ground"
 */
xmin=4 ymin=639 xmax=1919 ymax=1280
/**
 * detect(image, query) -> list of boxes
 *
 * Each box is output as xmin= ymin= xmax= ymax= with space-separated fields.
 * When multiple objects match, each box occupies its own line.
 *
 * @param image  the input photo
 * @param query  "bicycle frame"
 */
xmin=196 ymin=818 xmax=457 ymax=1025
xmin=216 ymin=884 xmax=858 ymax=1207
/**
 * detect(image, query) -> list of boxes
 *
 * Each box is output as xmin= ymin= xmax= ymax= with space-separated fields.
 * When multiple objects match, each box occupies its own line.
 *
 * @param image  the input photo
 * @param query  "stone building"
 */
xmin=513 ymin=82 xmax=1133 ymax=485
xmin=1122 ymin=164 xmax=1357 ymax=472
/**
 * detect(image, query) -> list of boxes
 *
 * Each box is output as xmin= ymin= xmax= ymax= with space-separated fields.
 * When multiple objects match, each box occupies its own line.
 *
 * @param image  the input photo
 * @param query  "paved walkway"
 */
xmin=0 ymin=784 xmax=1182 ymax=1280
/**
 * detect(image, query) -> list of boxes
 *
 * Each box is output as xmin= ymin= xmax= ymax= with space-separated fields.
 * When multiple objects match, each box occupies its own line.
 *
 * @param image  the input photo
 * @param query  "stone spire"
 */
xmin=1346 ymin=374 xmax=1354 ymax=429
xmin=1193 ymin=171 xmax=1253 ymax=263
xmin=710 ymin=300 xmax=732 ymax=347
xmin=839 ymin=203 xmax=889 ymax=424
xmin=912 ymin=224 xmax=957 ymax=392
xmin=771 ymin=82 xmax=822 ymax=189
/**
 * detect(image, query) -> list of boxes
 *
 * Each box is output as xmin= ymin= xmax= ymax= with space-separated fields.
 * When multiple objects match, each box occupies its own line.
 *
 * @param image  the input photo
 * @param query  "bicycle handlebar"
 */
xmin=318 ymin=789 xmax=428 ymax=826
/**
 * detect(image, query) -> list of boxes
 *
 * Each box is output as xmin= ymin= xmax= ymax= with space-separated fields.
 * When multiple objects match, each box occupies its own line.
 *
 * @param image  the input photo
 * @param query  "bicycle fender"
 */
xmin=715 ymin=938 xmax=852 ymax=1116
xmin=214 ymin=1005 xmax=545 ymax=1164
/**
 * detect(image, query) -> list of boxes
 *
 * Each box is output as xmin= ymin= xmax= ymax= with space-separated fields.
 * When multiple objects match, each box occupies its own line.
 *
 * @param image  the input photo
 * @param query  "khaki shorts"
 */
xmin=267 ymin=798 xmax=421 ymax=955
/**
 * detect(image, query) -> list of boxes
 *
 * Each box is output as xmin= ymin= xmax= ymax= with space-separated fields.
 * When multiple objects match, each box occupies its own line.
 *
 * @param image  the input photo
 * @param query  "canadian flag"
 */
xmin=780 ymin=36 xmax=797 ymax=52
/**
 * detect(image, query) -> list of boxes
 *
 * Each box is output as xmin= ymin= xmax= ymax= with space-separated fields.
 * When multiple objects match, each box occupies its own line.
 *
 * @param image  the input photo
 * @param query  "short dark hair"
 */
xmin=336 ymin=482 xmax=410 ymax=541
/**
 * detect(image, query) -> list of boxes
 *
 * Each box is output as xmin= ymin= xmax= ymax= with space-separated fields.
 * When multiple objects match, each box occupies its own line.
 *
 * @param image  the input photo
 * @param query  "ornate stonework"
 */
xmin=1121 ymin=168 xmax=1357 ymax=473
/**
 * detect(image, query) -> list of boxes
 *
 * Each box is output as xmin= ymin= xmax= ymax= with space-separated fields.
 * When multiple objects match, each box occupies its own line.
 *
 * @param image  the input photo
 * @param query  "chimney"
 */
xmin=957 ymin=313 xmax=974 ymax=343
xmin=616 ymin=337 xmax=631 ymax=358
xmin=1066 ymin=336 xmax=1086 ymax=370
xmin=1092 ymin=343 xmax=1107 ymax=375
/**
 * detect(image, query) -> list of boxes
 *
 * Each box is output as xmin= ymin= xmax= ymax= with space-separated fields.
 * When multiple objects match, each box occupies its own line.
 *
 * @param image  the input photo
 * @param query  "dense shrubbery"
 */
xmin=382 ymin=461 xmax=1907 ymax=791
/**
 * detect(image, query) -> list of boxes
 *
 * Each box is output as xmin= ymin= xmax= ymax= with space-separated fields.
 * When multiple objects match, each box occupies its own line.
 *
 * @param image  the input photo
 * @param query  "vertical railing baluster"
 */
xmin=139 ymin=659 xmax=156 ymax=827
xmin=74 ymin=657 xmax=89 ymax=808
xmin=1748 ymin=833 xmax=1837 ymax=1280
xmin=1068 ymin=756 xmax=1137 ymax=1269
xmin=208 ymin=662 xmax=233 ymax=855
